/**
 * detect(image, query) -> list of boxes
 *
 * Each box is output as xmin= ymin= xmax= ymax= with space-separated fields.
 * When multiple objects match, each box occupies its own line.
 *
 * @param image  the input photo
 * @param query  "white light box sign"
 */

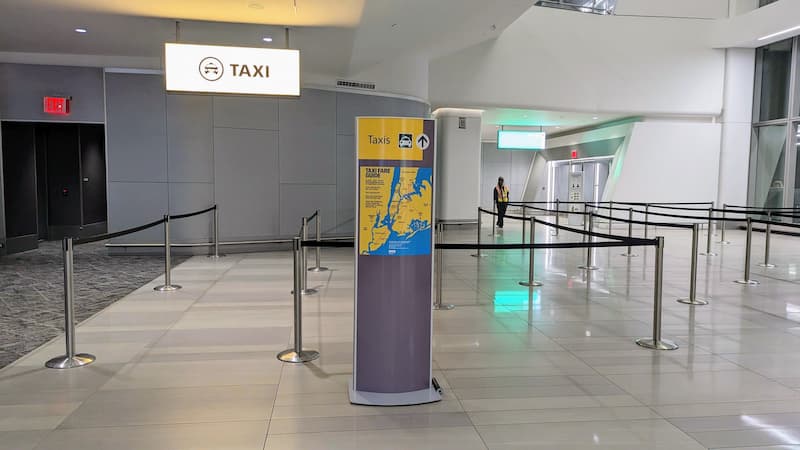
xmin=497 ymin=130 xmax=546 ymax=150
xmin=165 ymin=43 xmax=300 ymax=96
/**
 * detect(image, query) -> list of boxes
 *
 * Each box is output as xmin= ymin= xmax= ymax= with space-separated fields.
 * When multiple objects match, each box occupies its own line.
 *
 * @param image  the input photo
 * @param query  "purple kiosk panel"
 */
xmin=349 ymin=117 xmax=440 ymax=406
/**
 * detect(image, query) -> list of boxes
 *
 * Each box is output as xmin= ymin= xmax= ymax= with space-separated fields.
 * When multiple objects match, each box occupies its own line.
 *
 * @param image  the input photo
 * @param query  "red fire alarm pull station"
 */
xmin=44 ymin=96 xmax=70 ymax=115
xmin=571 ymin=149 xmax=578 ymax=159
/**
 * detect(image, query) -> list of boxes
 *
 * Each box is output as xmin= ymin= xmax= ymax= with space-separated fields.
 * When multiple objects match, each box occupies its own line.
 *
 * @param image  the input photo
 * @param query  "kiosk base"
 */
xmin=348 ymin=380 xmax=442 ymax=406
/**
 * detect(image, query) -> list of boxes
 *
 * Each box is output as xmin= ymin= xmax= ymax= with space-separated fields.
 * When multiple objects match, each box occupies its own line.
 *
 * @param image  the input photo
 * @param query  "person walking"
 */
xmin=494 ymin=177 xmax=510 ymax=228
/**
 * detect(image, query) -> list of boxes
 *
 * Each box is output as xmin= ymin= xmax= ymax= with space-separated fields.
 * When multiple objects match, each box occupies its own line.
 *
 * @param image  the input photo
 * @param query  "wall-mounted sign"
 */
xmin=497 ymin=130 xmax=546 ymax=150
xmin=164 ymin=43 xmax=300 ymax=96
xmin=43 ymin=96 xmax=70 ymax=115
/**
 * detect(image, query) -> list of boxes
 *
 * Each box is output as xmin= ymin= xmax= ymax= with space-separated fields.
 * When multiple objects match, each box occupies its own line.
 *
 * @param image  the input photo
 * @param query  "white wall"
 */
xmin=429 ymin=7 xmax=725 ymax=116
xmin=713 ymin=0 xmax=800 ymax=48
xmin=435 ymin=113 xmax=482 ymax=221
xmin=609 ymin=122 xmax=722 ymax=203
xmin=718 ymin=48 xmax=755 ymax=209
xmin=522 ymin=153 xmax=548 ymax=203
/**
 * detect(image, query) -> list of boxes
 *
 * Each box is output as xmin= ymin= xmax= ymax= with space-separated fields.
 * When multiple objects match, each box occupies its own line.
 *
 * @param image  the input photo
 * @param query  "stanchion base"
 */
xmin=757 ymin=263 xmax=776 ymax=268
xmin=308 ymin=267 xmax=330 ymax=272
xmin=434 ymin=303 xmax=456 ymax=310
xmin=277 ymin=349 xmax=320 ymax=363
xmin=45 ymin=353 xmax=96 ymax=369
xmin=577 ymin=265 xmax=600 ymax=271
xmin=154 ymin=284 xmax=182 ymax=292
xmin=699 ymin=252 xmax=718 ymax=257
xmin=519 ymin=281 xmax=543 ymax=287
xmin=635 ymin=338 xmax=679 ymax=351
xmin=207 ymin=254 xmax=226 ymax=259
xmin=677 ymin=297 xmax=709 ymax=306
xmin=620 ymin=253 xmax=638 ymax=258
xmin=470 ymin=253 xmax=487 ymax=258
xmin=734 ymin=279 xmax=760 ymax=285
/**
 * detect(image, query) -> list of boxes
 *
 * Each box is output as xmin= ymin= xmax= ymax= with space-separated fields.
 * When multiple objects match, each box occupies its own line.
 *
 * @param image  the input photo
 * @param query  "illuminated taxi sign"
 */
xmin=165 ymin=43 xmax=299 ymax=96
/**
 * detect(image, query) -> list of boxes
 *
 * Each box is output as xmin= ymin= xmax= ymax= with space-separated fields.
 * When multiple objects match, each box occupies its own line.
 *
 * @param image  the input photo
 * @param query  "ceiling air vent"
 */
xmin=337 ymin=80 xmax=376 ymax=90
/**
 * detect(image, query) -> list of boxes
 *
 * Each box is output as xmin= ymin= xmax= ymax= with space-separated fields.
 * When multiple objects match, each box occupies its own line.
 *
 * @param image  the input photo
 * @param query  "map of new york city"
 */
xmin=359 ymin=166 xmax=432 ymax=256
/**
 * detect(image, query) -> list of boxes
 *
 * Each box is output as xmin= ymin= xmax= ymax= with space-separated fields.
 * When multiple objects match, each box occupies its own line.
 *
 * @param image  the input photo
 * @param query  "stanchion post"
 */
xmin=278 ymin=237 xmax=320 ymax=363
xmin=734 ymin=218 xmax=760 ymax=285
xmin=636 ymin=236 xmax=679 ymax=350
xmin=208 ymin=206 xmax=224 ymax=258
xmin=154 ymin=215 xmax=182 ymax=291
xmin=300 ymin=217 xmax=318 ymax=295
xmin=678 ymin=224 xmax=708 ymax=306
xmin=434 ymin=222 xmax=455 ymax=310
xmin=46 ymin=237 xmax=96 ymax=369
xmin=308 ymin=210 xmax=329 ymax=272
xmin=472 ymin=207 xmax=487 ymax=258
xmin=578 ymin=213 xmax=600 ymax=271
xmin=491 ymin=204 xmax=496 ymax=236
xmin=519 ymin=220 xmax=542 ymax=287
xmin=758 ymin=212 xmax=776 ymax=268
xmin=608 ymin=201 xmax=614 ymax=234
xmin=553 ymin=199 xmax=560 ymax=236
xmin=521 ymin=205 xmax=527 ymax=244
xmin=700 ymin=207 xmax=718 ymax=257
xmin=621 ymin=208 xmax=638 ymax=257
xmin=644 ymin=204 xmax=650 ymax=238
xmin=718 ymin=204 xmax=730 ymax=245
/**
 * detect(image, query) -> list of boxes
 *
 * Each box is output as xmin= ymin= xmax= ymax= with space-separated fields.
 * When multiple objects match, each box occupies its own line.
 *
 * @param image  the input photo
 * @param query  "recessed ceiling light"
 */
xmin=262 ymin=36 xmax=273 ymax=42
xmin=556 ymin=126 xmax=561 ymax=129
xmin=74 ymin=28 xmax=88 ymax=33
xmin=592 ymin=116 xmax=599 ymax=120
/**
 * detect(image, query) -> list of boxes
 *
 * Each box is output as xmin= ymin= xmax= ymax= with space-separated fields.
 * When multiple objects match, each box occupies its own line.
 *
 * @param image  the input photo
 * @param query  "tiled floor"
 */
xmin=2 ymin=220 xmax=800 ymax=449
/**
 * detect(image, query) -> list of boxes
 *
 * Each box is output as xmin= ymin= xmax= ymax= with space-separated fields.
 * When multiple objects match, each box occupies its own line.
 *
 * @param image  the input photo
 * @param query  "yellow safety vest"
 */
xmin=495 ymin=185 xmax=509 ymax=203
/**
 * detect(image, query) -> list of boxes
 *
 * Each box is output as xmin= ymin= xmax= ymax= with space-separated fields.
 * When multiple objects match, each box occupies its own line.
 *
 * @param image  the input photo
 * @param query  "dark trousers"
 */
xmin=496 ymin=202 xmax=508 ymax=227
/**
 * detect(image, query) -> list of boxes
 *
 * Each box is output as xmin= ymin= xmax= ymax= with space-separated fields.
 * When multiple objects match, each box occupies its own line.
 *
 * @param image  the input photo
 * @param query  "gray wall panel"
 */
xmin=279 ymin=184 xmax=337 ymax=236
xmin=213 ymin=96 xmax=278 ymax=130
xmin=0 ymin=64 xmax=104 ymax=122
xmin=105 ymin=73 xmax=167 ymax=183
xmin=107 ymin=182 xmax=168 ymax=243
xmin=336 ymin=134 xmax=355 ymax=234
xmin=336 ymin=92 xmax=429 ymax=135
xmin=279 ymin=89 xmax=336 ymax=184
xmin=169 ymin=182 xmax=214 ymax=242
xmin=167 ymin=95 xmax=213 ymax=183
xmin=214 ymin=127 xmax=279 ymax=240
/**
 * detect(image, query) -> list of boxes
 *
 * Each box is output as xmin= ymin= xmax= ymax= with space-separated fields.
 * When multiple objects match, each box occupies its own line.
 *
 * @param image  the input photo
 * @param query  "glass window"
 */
xmin=757 ymin=39 xmax=793 ymax=122
xmin=753 ymin=124 xmax=787 ymax=210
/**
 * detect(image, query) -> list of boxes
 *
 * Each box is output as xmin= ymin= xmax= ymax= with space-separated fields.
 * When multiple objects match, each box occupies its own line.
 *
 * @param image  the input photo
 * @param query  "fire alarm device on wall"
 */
xmin=43 ymin=96 xmax=71 ymax=115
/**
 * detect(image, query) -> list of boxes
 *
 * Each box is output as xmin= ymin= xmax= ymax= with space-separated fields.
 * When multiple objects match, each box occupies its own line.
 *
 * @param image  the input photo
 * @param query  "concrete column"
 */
xmin=433 ymin=109 xmax=482 ymax=221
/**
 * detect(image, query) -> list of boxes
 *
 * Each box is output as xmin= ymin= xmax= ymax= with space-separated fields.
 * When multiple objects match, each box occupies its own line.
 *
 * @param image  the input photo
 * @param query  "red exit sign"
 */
xmin=43 ymin=96 xmax=70 ymax=115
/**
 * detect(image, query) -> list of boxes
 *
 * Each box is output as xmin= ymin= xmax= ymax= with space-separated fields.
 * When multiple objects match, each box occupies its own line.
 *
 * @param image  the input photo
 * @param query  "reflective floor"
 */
xmin=2 ymin=221 xmax=800 ymax=449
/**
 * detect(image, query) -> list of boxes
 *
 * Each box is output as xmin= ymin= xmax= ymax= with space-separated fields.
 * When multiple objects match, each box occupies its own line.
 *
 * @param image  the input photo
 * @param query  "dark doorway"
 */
xmin=1 ymin=122 xmax=107 ymax=254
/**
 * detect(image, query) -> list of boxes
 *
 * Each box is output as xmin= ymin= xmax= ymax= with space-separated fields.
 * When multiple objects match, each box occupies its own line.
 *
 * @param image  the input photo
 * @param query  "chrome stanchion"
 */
xmin=644 ymin=204 xmax=650 ymax=239
xmin=678 ymin=224 xmax=708 ymax=306
xmin=46 ymin=237 xmax=96 ymax=369
xmin=308 ymin=210 xmax=329 ymax=272
xmin=300 ymin=217 xmax=318 ymax=295
xmin=472 ymin=207 xmax=487 ymax=258
xmin=734 ymin=217 xmax=760 ymax=285
xmin=521 ymin=205 xmax=527 ymax=245
xmin=552 ymin=199 xmax=560 ymax=236
xmin=608 ymin=202 xmax=614 ymax=234
xmin=208 ymin=206 xmax=224 ymax=258
xmin=758 ymin=212 xmax=776 ymax=268
xmin=700 ymin=207 xmax=717 ymax=257
xmin=636 ymin=236 xmax=679 ymax=351
xmin=154 ymin=215 xmax=182 ymax=291
xmin=278 ymin=236 xmax=320 ymax=363
xmin=621 ymin=208 xmax=638 ymax=257
xmin=578 ymin=213 xmax=600 ymax=271
xmin=434 ymin=222 xmax=455 ymax=310
xmin=519 ymin=220 xmax=542 ymax=287
xmin=718 ymin=204 xmax=730 ymax=245
xmin=491 ymin=204 xmax=496 ymax=236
